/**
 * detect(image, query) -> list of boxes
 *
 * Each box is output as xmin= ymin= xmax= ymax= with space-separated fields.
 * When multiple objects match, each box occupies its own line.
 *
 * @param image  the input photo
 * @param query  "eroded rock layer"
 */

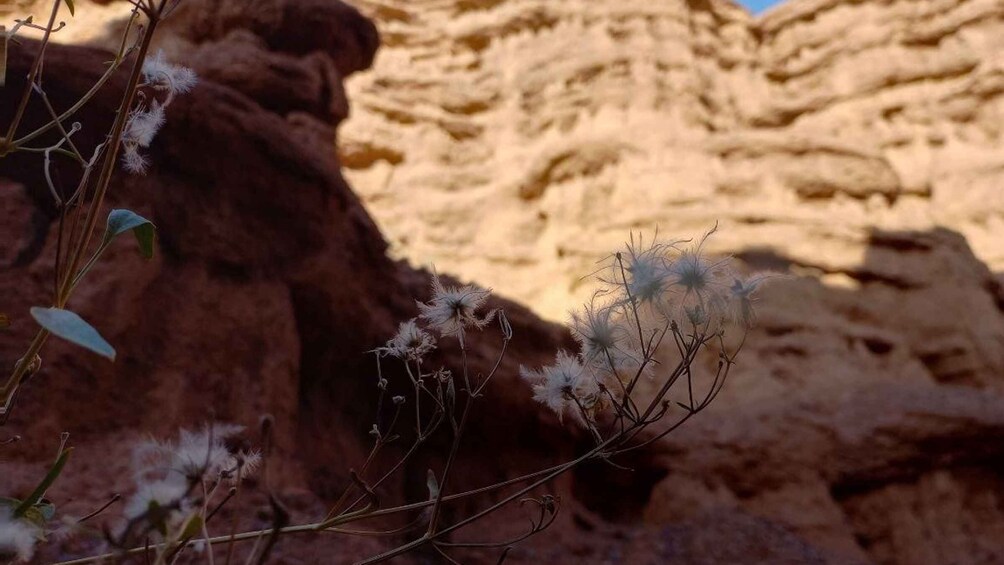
xmin=340 ymin=0 xmax=1004 ymax=321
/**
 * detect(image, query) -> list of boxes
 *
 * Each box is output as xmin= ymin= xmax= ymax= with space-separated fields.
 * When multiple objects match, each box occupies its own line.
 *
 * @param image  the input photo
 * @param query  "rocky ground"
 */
xmin=2 ymin=0 xmax=1003 ymax=563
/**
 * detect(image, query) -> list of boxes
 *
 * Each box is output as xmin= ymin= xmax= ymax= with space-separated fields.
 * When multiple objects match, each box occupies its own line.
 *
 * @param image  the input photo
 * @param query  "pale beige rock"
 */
xmin=336 ymin=0 xmax=1004 ymax=322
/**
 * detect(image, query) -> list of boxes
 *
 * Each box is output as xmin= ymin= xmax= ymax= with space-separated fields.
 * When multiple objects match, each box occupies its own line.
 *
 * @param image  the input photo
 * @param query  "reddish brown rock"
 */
xmin=0 ymin=9 xmax=570 ymax=563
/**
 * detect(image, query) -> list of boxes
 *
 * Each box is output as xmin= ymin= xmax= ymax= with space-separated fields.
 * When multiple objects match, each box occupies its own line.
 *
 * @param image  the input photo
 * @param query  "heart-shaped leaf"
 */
xmin=104 ymin=209 xmax=156 ymax=259
xmin=30 ymin=307 xmax=115 ymax=360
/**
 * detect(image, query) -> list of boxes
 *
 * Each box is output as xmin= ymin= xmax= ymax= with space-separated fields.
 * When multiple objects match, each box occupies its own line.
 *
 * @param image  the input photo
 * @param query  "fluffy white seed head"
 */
xmin=125 ymin=423 xmax=259 ymax=537
xmin=142 ymin=50 xmax=198 ymax=99
xmin=382 ymin=319 xmax=436 ymax=360
xmin=520 ymin=351 xmax=601 ymax=425
xmin=570 ymin=297 xmax=629 ymax=370
xmin=131 ymin=423 xmax=259 ymax=490
xmin=120 ymin=103 xmax=165 ymax=175
xmin=121 ymin=145 xmax=150 ymax=174
xmin=622 ymin=238 xmax=671 ymax=303
xmin=523 ymin=226 xmax=773 ymax=425
xmin=173 ymin=425 xmax=239 ymax=480
xmin=662 ymin=224 xmax=735 ymax=326
xmin=223 ymin=449 xmax=262 ymax=484
xmin=0 ymin=510 xmax=37 ymax=563
xmin=417 ymin=274 xmax=494 ymax=340
xmin=123 ymin=478 xmax=189 ymax=521
xmin=726 ymin=272 xmax=774 ymax=328
xmin=121 ymin=51 xmax=197 ymax=174
xmin=123 ymin=103 xmax=166 ymax=149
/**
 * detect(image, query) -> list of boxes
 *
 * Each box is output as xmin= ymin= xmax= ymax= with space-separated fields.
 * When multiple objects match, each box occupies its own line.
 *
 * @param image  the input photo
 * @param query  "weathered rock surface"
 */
xmin=0 ymin=5 xmax=572 ymax=563
xmin=3 ymin=1 xmax=1004 ymax=564
xmin=338 ymin=0 xmax=1004 ymax=320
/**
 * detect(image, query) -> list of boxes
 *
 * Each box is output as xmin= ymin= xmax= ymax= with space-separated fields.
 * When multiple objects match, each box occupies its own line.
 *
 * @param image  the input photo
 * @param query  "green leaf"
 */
xmin=30 ymin=307 xmax=115 ymax=360
xmin=64 ymin=0 xmax=75 ymax=16
xmin=148 ymin=500 xmax=169 ymax=536
xmin=14 ymin=447 xmax=71 ymax=518
xmin=179 ymin=514 xmax=204 ymax=539
xmin=104 ymin=209 xmax=156 ymax=259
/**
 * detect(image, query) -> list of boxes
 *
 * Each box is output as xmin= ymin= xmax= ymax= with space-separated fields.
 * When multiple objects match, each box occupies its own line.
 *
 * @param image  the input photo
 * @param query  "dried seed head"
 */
xmin=381 ymin=319 xmax=435 ymax=360
xmin=520 ymin=351 xmax=600 ymax=425
xmin=417 ymin=274 xmax=495 ymax=339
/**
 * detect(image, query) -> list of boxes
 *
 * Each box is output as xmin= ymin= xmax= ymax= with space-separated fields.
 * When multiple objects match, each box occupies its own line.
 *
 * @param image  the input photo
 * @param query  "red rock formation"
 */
xmin=0 ymin=5 xmax=574 ymax=562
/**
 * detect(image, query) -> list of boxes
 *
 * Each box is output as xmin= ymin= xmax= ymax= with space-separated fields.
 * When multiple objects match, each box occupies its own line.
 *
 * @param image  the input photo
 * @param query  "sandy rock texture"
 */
xmin=3 ymin=0 xmax=1004 ymax=564
xmin=340 ymin=0 xmax=1004 ymax=320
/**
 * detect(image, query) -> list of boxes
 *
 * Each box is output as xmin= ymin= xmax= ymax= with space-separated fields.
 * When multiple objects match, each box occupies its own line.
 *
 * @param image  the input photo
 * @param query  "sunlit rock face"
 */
xmin=340 ymin=0 xmax=1004 ymax=320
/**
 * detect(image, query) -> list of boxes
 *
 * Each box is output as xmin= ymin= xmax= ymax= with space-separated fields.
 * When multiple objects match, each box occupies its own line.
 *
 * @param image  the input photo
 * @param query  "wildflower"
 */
xmin=0 ymin=510 xmax=37 ymax=563
xmin=381 ymin=319 xmax=435 ymax=360
xmin=417 ymin=274 xmax=495 ymax=341
xmin=142 ymin=50 xmax=198 ymax=101
xmin=520 ymin=351 xmax=601 ymax=425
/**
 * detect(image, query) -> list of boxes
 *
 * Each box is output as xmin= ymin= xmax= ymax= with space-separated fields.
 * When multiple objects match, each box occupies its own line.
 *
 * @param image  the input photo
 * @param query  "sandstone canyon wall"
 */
xmin=340 ymin=0 xmax=1004 ymax=319
xmin=2 ymin=0 xmax=1004 ymax=564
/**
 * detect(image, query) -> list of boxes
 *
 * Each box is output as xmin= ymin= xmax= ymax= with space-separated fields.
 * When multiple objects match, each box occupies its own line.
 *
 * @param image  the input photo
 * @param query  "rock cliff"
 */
xmin=341 ymin=0 xmax=1004 ymax=320
xmin=2 ymin=0 xmax=1003 ymax=564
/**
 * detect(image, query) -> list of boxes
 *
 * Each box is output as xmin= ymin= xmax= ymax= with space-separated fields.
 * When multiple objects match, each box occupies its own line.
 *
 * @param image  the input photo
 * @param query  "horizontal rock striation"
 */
xmin=340 ymin=0 xmax=1004 ymax=322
